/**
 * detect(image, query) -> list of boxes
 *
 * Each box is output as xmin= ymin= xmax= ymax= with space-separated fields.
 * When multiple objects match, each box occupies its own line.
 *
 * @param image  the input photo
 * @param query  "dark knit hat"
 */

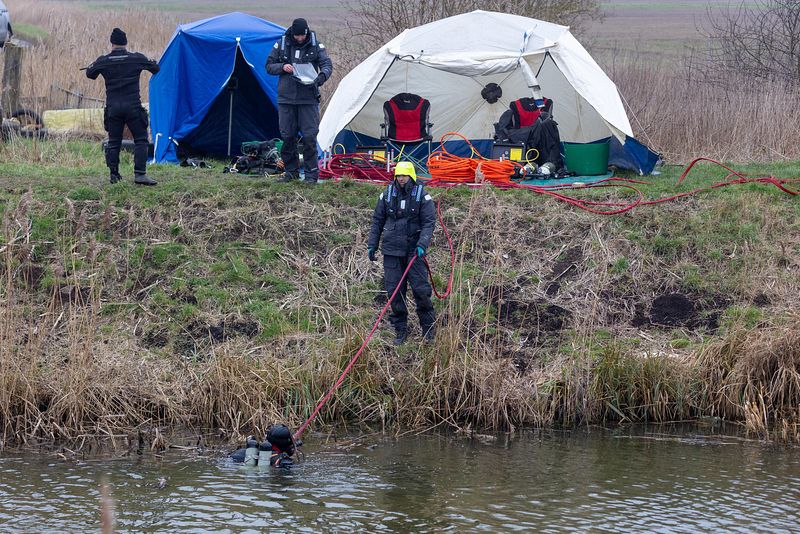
xmin=110 ymin=27 xmax=127 ymax=46
xmin=290 ymin=18 xmax=309 ymax=36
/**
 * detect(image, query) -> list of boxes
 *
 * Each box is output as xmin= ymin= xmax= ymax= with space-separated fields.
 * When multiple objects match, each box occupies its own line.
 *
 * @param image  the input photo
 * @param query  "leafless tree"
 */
xmin=343 ymin=0 xmax=603 ymax=50
xmin=700 ymin=0 xmax=800 ymax=86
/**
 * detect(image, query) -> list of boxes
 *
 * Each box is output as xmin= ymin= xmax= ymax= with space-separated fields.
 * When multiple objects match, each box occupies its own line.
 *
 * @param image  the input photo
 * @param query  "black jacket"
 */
xmin=368 ymin=180 xmax=436 ymax=257
xmin=265 ymin=29 xmax=333 ymax=105
xmin=86 ymin=48 xmax=159 ymax=106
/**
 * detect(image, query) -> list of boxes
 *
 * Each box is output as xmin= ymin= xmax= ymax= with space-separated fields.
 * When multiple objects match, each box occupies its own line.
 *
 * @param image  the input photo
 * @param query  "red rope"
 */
xmin=423 ymin=196 xmax=455 ymax=299
xmin=295 ymin=155 xmax=797 ymax=439
xmin=318 ymin=153 xmax=393 ymax=183
xmin=317 ymin=149 xmax=799 ymax=217
xmin=293 ymin=255 xmax=417 ymax=441
xmin=293 ymin=197 xmax=457 ymax=441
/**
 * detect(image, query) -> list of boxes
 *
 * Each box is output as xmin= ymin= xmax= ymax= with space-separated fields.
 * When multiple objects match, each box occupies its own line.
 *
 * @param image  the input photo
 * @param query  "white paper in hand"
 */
xmin=292 ymin=63 xmax=318 ymax=85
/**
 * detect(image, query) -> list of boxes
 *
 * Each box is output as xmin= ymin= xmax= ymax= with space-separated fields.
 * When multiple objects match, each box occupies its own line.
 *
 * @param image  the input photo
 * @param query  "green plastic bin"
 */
xmin=563 ymin=140 xmax=610 ymax=176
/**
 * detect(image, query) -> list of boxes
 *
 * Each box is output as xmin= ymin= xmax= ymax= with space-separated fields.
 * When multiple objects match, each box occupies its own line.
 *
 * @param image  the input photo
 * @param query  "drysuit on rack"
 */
xmin=494 ymin=97 xmax=564 ymax=169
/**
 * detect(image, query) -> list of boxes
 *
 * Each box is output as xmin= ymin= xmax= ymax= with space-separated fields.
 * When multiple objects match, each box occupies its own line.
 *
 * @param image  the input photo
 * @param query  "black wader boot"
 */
xmin=393 ymin=328 xmax=408 ymax=346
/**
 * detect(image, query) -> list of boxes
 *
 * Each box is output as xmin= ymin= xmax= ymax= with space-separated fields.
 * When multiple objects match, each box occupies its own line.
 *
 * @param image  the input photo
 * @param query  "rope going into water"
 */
xmin=293 ymin=196 xmax=456 ymax=441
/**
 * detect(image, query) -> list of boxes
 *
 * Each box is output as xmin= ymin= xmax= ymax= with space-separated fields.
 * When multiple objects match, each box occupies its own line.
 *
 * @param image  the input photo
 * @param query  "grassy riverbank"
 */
xmin=1 ymin=139 xmax=799 ymax=448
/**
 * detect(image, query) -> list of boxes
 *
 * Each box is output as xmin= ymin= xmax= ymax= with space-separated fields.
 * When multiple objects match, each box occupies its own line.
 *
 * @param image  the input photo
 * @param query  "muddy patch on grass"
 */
xmin=632 ymin=291 xmax=729 ymax=331
xmin=753 ymin=292 xmax=771 ymax=307
xmin=172 ymin=287 xmax=198 ymax=305
xmin=197 ymin=318 xmax=260 ymax=342
xmin=651 ymin=293 xmax=695 ymax=326
xmin=57 ymin=285 xmax=92 ymax=305
xmin=497 ymin=299 xmax=570 ymax=333
xmin=486 ymin=284 xmax=572 ymax=354
xmin=545 ymin=246 xmax=583 ymax=296
xmin=170 ymin=317 xmax=260 ymax=356
xmin=19 ymin=262 xmax=46 ymax=289
xmin=142 ymin=327 xmax=169 ymax=348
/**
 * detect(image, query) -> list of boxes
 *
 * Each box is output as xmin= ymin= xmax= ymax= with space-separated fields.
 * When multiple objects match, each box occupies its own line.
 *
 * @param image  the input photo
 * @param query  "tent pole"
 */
xmin=227 ymin=90 xmax=234 ymax=157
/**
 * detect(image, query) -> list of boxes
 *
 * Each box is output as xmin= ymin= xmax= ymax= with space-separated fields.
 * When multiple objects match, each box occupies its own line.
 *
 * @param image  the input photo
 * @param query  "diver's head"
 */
xmin=266 ymin=424 xmax=295 ymax=455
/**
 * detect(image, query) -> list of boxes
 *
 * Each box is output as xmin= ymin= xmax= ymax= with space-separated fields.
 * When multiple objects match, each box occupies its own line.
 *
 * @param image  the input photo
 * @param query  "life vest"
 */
xmin=512 ymin=97 xmax=551 ymax=128
xmin=385 ymin=182 xmax=425 ymax=217
xmin=278 ymin=31 xmax=320 ymax=64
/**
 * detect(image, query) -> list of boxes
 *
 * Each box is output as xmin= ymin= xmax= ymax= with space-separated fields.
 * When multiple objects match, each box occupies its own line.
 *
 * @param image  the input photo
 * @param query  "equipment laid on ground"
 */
xmin=563 ymin=140 xmax=610 ymax=176
xmin=354 ymin=144 xmax=387 ymax=161
xmin=319 ymin=11 xmax=660 ymax=175
xmin=490 ymin=142 xmax=526 ymax=163
xmin=223 ymin=139 xmax=282 ymax=174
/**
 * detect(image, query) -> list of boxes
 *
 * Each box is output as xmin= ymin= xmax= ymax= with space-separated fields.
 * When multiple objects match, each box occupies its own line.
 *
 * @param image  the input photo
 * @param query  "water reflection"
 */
xmin=0 ymin=426 xmax=798 ymax=532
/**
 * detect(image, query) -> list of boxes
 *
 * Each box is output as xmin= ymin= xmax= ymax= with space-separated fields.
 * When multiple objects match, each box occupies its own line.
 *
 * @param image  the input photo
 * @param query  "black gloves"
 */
xmin=368 ymin=247 xmax=377 ymax=261
xmin=314 ymin=73 xmax=326 ymax=87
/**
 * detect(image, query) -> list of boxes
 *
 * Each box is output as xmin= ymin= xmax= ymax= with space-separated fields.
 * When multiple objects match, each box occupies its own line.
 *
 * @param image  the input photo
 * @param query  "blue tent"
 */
xmin=150 ymin=12 xmax=284 ymax=163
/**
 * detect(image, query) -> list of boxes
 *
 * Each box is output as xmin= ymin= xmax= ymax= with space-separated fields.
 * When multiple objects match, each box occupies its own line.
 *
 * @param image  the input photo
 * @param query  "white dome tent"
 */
xmin=318 ymin=10 xmax=658 ymax=174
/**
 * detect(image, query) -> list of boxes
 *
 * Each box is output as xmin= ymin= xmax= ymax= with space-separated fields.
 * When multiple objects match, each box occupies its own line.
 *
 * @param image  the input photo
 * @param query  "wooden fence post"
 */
xmin=2 ymin=41 xmax=24 ymax=114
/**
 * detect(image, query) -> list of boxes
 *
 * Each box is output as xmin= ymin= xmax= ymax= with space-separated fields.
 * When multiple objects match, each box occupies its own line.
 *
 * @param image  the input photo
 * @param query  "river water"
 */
xmin=1 ymin=426 xmax=798 ymax=532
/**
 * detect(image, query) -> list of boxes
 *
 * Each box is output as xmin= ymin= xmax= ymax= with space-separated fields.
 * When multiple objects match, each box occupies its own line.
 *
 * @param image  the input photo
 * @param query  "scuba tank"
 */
xmin=244 ymin=435 xmax=259 ymax=467
xmin=258 ymin=438 xmax=272 ymax=467
xmin=539 ymin=162 xmax=556 ymax=175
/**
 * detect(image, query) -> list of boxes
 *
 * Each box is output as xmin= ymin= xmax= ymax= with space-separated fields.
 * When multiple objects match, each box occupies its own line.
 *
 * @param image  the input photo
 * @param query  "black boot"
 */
xmin=109 ymin=171 xmax=122 ymax=184
xmin=134 ymin=174 xmax=157 ymax=186
xmin=422 ymin=325 xmax=436 ymax=343
xmin=277 ymin=171 xmax=299 ymax=183
xmin=393 ymin=329 xmax=408 ymax=346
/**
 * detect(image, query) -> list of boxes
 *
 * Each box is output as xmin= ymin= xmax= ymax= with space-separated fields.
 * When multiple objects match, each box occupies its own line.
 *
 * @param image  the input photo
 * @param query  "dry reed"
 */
xmin=2 ymin=2 xmax=800 ymax=448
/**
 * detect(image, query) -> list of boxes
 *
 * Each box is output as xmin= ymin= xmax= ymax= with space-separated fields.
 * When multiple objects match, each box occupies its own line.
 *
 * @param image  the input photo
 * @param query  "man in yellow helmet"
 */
xmin=367 ymin=161 xmax=437 ymax=345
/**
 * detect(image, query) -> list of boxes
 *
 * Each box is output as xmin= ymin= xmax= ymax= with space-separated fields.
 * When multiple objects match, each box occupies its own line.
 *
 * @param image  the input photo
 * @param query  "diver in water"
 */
xmin=266 ymin=424 xmax=296 ymax=468
xmin=230 ymin=424 xmax=298 ymax=468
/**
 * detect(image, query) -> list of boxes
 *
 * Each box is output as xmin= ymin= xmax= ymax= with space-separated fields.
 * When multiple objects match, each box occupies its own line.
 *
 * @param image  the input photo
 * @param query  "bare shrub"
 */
xmin=606 ymin=50 xmax=800 ymax=163
xmin=343 ymin=0 xmax=602 ymax=50
xmin=697 ymin=0 xmax=800 ymax=86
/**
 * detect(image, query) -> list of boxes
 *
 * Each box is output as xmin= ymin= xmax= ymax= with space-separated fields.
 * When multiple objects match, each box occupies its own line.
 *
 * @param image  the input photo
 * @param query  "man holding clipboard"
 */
xmin=266 ymin=18 xmax=333 ymax=184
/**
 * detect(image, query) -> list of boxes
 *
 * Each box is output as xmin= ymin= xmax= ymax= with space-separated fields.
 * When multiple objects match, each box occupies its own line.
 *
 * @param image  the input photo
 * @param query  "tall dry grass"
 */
xmin=3 ymin=0 xmax=177 ymax=113
xmin=695 ymin=314 xmax=800 ymax=440
xmin=3 ymin=182 xmax=799 ymax=448
xmin=608 ymin=52 xmax=800 ymax=163
xmin=0 ymin=190 xmax=185 ymax=447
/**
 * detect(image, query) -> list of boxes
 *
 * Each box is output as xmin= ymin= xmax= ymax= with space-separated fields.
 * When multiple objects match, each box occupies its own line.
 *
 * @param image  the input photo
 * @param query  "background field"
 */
xmin=2 ymin=0 xmax=798 ymax=163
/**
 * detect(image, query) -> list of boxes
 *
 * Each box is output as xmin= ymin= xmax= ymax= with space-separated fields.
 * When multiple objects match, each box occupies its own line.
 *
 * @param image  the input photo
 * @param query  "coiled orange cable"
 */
xmin=426 ymin=132 xmax=522 ymax=187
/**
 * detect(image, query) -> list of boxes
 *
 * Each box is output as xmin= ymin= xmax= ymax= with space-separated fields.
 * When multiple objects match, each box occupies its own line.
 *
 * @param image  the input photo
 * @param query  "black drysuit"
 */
xmin=368 ymin=180 xmax=437 ymax=336
xmin=265 ymin=30 xmax=333 ymax=180
xmin=86 ymin=49 xmax=159 ymax=176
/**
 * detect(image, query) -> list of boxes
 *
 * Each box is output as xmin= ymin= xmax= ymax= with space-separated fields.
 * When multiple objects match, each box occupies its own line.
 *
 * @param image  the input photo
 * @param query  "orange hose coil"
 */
xmin=426 ymin=132 xmax=522 ymax=186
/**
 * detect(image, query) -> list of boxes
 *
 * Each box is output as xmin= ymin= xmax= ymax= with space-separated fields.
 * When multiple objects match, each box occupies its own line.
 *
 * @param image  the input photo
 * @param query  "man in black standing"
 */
xmin=266 ymin=18 xmax=333 ymax=185
xmin=86 ymin=28 xmax=159 ymax=185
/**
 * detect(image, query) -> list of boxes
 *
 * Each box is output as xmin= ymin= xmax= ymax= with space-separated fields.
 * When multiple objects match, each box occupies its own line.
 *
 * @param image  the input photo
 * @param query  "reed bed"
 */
xmin=1 ymin=170 xmax=798 ymax=448
xmin=2 ymin=0 xmax=799 ymax=447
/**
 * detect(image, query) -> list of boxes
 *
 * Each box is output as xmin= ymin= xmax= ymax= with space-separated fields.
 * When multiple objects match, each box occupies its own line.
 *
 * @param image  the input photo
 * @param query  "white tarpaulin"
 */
xmin=319 ymin=10 xmax=634 ymax=151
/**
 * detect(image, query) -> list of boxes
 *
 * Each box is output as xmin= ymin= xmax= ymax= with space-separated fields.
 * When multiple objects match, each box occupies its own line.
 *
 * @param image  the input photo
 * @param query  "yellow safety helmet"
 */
xmin=394 ymin=161 xmax=417 ymax=181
